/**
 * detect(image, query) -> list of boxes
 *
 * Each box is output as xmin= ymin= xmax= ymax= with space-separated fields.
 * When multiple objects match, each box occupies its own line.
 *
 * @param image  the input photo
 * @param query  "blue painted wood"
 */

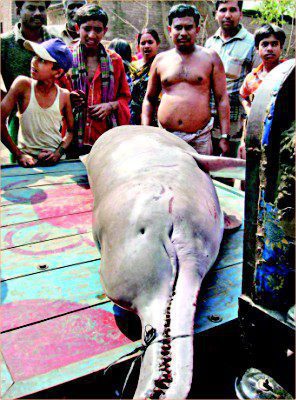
xmin=1 ymin=233 xmax=99 ymax=281
xmin=1 ymin=160 xmax=86 ymax=177
xmin=1 ymin=260 xmax=104 ymax=332
xmin=1 ymin=173 xmax=88 ymax=193
xmin=195 ymin=263 xmax=242 ymax=331
xmin=213 ymin=229 xmax=243 ymax=270
xmin=1 ymin=213 xmax=92 ymax=250
xmin=0 ymin=352 xmax=14 ymax=397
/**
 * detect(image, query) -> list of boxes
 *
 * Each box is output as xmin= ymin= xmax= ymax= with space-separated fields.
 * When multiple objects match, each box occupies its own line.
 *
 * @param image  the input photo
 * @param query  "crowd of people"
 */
xmin=1 ymin=1 xmax=287 ymax=175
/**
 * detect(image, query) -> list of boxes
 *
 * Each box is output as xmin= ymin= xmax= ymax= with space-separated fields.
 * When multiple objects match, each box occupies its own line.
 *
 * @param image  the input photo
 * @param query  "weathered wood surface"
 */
xmin=1 ymin=160 xmax=85 ymax=177
xmin=1 ymin=183 xmax=93 ymax=226
xmin=1 ymin=172 xmax=88 ymax=194
xmin=0 ymin=161 xmax=244 ymax=399
xmin=1 ymin=212 xmax=92 ymax=249
xmin=1 ymin=233 xmax=98 ymax=281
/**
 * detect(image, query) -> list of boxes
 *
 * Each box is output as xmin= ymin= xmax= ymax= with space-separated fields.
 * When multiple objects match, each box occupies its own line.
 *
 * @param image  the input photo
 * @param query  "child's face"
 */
xmin=31 ymin=56 xmax=59 ymax=80
xmin=79 ymin=20 xmax=108 ymax=50
xmin=258 ymin=34 xmax=282 ymax=63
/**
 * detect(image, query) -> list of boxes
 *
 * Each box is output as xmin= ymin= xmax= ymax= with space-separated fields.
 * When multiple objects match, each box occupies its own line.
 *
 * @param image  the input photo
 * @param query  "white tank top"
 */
xmin=19 ymin=80 xmax=63 ymax=156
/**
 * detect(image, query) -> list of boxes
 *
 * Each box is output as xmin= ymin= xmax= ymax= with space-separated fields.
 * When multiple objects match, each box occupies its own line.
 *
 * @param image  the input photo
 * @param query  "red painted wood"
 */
xmin=2 ymin=184 xmax=94 ymax=226
xmin=1 ymin=304 xmax=131 ymax=381
xmin=1 ymin=212 xmax=92 ymax=250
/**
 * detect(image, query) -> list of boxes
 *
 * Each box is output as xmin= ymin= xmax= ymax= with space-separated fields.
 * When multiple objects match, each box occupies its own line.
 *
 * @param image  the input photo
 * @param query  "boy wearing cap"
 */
xmin=1 ymin=38 xmax=74 ymax=167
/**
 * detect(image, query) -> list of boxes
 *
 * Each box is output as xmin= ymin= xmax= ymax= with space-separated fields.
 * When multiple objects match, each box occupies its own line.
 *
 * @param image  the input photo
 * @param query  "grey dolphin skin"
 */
xmin=83 ymin=125 xmax=245 ymax=399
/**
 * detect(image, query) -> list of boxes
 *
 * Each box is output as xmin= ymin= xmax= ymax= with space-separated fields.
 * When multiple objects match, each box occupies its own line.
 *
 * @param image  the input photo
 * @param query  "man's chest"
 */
xmin=160 ymin=59 xmax=211 ymax=88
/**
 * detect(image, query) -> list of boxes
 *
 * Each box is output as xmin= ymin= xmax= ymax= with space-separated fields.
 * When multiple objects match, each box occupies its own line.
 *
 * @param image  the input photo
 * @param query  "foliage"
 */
xmin=256 ymin=0 xmax=296 ymax=26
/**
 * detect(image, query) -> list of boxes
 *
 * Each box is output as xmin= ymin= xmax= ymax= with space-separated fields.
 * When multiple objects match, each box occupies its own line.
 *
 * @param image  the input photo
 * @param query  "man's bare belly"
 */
xmin=158 ymin=88 xmax=212 ymax=133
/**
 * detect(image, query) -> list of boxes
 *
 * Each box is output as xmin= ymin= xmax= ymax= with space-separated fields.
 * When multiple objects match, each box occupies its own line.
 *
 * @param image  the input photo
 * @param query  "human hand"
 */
xmin=219 ymin=138 xmax=230 ymax=156
xmin=38 ymin=150 xmax=52 ymax=160
xmin=88 ymin=103 xmax=112 ymax=120
xmin=70 ymin=90 xmax=86 ymax=108
xmin=38 ymin=150 xmax=61 ymax=164
xmin=237 ymin=143 xmax=246 ymax=160
xmin=17 ymin=153 xmax=37 ymax=167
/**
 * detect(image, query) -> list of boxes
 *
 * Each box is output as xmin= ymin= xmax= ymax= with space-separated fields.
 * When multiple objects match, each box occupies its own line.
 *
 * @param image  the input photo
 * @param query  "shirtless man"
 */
xmin=142 ymin=3 xmax=230 ymax=155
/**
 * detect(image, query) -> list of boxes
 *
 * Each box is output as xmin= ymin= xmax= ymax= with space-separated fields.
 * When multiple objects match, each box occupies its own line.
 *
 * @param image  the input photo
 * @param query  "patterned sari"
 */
xmin=130 ymin=57 xmax=157 ymax=126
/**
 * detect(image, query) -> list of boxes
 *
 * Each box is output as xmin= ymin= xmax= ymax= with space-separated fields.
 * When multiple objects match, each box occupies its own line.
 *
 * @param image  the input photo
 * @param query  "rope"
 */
xmin=104 ymin=325 xmax=157 ymax=399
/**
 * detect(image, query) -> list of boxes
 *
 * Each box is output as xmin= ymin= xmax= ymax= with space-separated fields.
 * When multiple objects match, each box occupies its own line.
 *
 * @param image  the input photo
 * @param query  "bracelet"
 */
xmin=220 ymin=133 xmax=230 ymax=140
xmin=56 ymin=145 xmax=66 ymax=156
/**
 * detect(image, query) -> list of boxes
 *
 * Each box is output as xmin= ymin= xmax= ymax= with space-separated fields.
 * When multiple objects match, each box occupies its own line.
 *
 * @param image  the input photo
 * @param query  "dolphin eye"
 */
xmin=140 ymin=228 xmax=145 ymax=234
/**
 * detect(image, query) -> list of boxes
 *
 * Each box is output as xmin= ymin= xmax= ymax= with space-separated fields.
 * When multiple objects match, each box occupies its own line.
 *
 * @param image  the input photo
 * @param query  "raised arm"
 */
xmin=211 ymin=49 xmax=231 ymax=155
xmin=141 ymin=56 xmax=162 ymax=126
xmin=1 ymin=77 xmax=36 ymax=167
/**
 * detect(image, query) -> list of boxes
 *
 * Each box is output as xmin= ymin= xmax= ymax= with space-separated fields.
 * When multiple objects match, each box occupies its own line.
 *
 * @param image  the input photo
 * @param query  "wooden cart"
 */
xmin=237 ymin=59 xmax=295 ymax=398
xmin=1 ymin=160 xmax=244 ymax=399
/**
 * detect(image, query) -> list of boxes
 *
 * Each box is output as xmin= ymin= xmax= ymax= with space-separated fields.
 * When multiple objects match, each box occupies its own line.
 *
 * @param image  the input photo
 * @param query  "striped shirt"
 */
xmin=205 ymin=24 xmax=260 ymax=121
xmin=240 ymin=60 xmax=286 ymax=101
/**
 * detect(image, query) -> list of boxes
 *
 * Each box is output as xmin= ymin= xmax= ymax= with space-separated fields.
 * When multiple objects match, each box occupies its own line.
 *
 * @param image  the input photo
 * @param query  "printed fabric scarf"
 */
xmin=71 ymin=43 xmax=117 ymax=146
xmin=130 ymin=57 xmax=157 ymax=126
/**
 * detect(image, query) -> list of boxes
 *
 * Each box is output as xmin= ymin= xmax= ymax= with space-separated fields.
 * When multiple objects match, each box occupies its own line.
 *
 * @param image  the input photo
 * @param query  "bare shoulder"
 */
xmin=59 ymin=86 xmax=70 ymax=97
xmin=154 ymin=48 xmax=175 ymax=63
xmin=59 ymin=86 xmax=71 ymax=106
xmin=11 ymin=75 xmax=32 ymax=91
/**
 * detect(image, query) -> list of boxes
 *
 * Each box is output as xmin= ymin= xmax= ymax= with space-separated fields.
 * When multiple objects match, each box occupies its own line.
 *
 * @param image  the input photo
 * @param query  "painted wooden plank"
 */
xmin=1 ymin=212 xmax=92 ymax=250
xmin=1 ymin=184 xmax=93 ymax=226
xmin=213 ymin=228 xmax=243 ymax=270
xmin=1 ymin=160 xmax=85 ymax=177
xmin=111 ymin=263 xmax=243 ymax=336
xmin=1 ymin=352 xmax=14 ymax=398
xmin=1 ymin=232 xmax=99 ymax=281
xmin=1 ymin=260 xmax=105 ymax=332
xmin=1 ymin=263 xmax=242 ymax=399
xmin=214 ymin=180 xmax=245 ymax=198
xmin=2 ymin=330 xmax=137 ymax=400
xmin=1 ymin=173 xmax=88 ymax=195
xmin=1 ymin=304 xmax=132 ymax=382
xmin=216 ymin=187 xmax=244 ymax=214
xmin=1 ymin=227 xmax=241 ymax=282
xmin=195 ymin=263 xmax=242 ymax=331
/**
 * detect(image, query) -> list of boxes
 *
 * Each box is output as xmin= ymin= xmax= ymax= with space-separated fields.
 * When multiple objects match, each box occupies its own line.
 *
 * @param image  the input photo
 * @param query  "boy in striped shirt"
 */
xmin=238 ymin=24 xmax=286 ymax=160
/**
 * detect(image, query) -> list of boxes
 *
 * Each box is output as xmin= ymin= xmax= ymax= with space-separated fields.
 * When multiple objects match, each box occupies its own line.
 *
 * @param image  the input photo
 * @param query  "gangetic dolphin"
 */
xmin=83 ymin=125 xmax=245 ymax=399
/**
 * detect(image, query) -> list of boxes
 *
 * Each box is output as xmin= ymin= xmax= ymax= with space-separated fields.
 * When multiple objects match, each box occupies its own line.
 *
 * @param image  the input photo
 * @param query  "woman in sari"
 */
xmin=130 ymin=28 xmax=160 ymax=126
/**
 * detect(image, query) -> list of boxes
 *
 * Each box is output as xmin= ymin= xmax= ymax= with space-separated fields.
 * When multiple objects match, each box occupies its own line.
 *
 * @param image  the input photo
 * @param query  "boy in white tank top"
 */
xmin=1 ymin=38 xmax=74 ymax=167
